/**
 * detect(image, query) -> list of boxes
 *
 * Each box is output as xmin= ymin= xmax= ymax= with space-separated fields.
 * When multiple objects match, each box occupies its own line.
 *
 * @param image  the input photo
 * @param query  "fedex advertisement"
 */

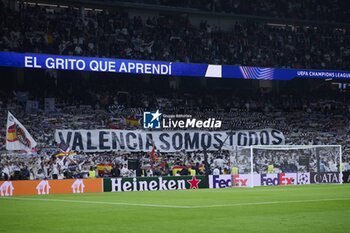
xmin=232 ymin=174 xmax=261 ymax=187
xmin=260 ymin=173 xmax=297 ymax=186
xmin=232 ymin=174 xmax=250 ymax=187
xmin=209 ymin=173 xmax=312 ymax=189
xmin=209 ymin=175 xmax=233 ymax=188
xmin=209 ymin=174 xmax=259 ymax=188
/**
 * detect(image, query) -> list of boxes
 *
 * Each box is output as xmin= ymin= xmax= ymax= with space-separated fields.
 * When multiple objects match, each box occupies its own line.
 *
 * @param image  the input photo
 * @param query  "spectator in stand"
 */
xmin=111 ymin=164 xmax=121 ymax=177
xmin=160 ymin=0 xmax=349 ymax=23
xmin=213 ymin=156 xmax=226 ymax=170
xmin=88 ymin=166 xmax=96 ymax=178
xmin=120 ymin=164 xmax=130 ymax=177
xmin=180 ymin=165 xmax=189 ymax=176
xmin=212 ymin=167 xmax=220 ymax=175
xmin=51 ymin=160 xmax=59 ymax=180
xmin=135 ymin=164 xmax=143 ymax=177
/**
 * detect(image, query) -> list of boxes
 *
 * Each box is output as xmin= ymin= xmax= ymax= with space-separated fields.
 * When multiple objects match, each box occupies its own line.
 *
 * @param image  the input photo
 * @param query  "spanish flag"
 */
xmin=6 ymin=112 xmax=37 ymax=152
xmin=125 ymin=117 xmax=140 ymax=127
xmin=6 ymin=123 xmax=17 ymax=142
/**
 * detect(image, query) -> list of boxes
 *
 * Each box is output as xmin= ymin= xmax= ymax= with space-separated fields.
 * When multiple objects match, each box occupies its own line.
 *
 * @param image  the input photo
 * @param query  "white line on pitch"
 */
xmin=189 ymin=197 xmax=350 ymax=208
xmin=1 ymin=197 xmax=349 ymax=209
xmin=0 ymin=197 xmax=191 ymax=209
xmin=195 ymin=185 xmax=348 ymax=193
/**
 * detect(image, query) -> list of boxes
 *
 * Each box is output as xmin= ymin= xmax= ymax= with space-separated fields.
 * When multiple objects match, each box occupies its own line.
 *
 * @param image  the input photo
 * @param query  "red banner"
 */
xmin=0 ymin=179 xmax=103 ymax=196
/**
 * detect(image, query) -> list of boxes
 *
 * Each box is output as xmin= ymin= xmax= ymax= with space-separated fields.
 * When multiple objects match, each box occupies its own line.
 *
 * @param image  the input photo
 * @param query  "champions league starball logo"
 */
xmin=143 ymin=110 xmax=162 ymax=129
xmin=298 ymin=173 xmax=310 ymax=184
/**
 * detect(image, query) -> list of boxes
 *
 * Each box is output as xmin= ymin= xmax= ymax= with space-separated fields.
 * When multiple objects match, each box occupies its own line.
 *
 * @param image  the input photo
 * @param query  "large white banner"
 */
xmin=54 ymin=129 xmax=285 ymax=152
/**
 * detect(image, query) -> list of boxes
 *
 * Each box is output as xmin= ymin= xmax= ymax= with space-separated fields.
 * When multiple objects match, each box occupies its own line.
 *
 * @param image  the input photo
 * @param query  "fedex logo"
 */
xmin=233 ymin=175 xmax=248 ymax=187
xmin=261 ymin=173 xmax=296 ymax=186
xmin=210 ymin=175 xmax=232 ymax=188
xmin=279 ymin=173 xmax=295 ymax=185
xmin=261 ymin=174 xmax=279 ymax=186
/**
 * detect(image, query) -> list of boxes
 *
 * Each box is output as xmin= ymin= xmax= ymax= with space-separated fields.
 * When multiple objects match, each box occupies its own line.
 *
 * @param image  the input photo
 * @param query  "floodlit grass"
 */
xmin=1 ymin=184 xmax=350 ymax=233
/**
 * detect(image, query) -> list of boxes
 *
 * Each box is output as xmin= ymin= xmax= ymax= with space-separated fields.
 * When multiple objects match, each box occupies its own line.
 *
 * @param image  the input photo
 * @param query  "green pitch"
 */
xmin=1 ymin=184 xmax=350 ymax=233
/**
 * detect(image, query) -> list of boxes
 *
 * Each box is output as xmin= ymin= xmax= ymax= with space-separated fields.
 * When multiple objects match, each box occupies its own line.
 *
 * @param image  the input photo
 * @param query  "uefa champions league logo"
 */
xmin=297 ymin=173 xmax=310 ymax=184
xmin=143 ymin=110 xmax=162 ymax=129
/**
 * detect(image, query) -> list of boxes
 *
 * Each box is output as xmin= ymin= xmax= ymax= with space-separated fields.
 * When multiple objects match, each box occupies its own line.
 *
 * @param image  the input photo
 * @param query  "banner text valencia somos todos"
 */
xmin=54 ymin=129 xmax=285 ymax=152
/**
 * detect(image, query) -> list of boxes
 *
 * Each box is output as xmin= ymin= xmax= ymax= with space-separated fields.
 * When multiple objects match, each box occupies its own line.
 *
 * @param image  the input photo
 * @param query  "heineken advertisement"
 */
xmin=103 ymin=176 xmax=208 ymax=192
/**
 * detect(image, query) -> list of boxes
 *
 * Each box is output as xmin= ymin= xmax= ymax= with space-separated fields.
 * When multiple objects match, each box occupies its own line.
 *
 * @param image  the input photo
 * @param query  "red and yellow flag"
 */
xmin=6 ymin=112 xmax=37 ymax=151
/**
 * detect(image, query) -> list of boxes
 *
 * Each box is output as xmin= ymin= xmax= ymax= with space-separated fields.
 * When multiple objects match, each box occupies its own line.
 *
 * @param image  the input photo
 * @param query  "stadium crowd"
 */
xmin=97 ymin=0 xmax=349 ymax=23
xmin=159 ymin=0 xmax=349 ymax=23
xmin=1 ymin=0 xmax=349 ymax=180
xmin=1 ymin=89 xmax=350 ymax=180
xmin=0 ymin=2 xmax=349 ymax=69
